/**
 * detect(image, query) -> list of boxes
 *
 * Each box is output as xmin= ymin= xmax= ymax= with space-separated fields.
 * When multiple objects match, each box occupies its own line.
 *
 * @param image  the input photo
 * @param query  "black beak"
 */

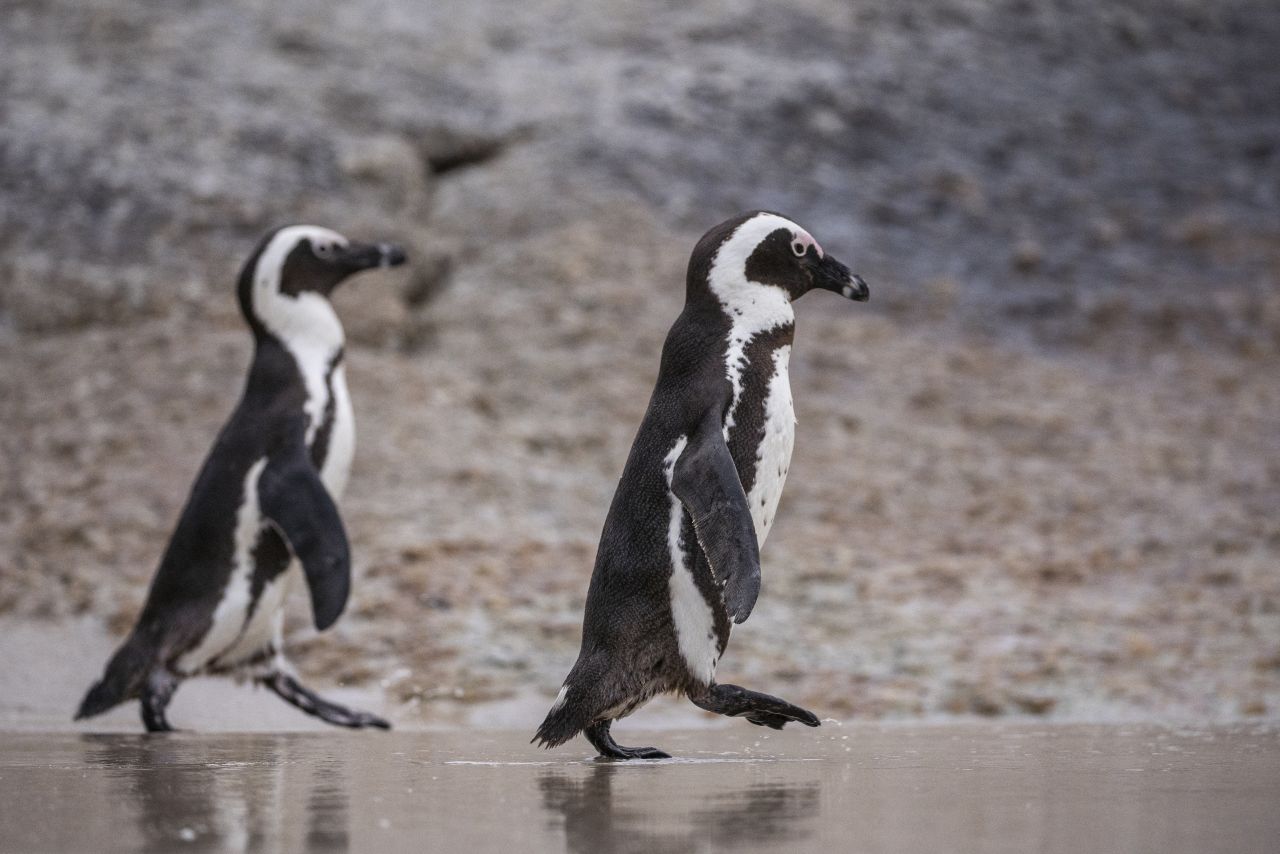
xmin=806 ymin=252 xmax=869 ymax=302
xmin=341 ymin=241 xmax=407 ymax=272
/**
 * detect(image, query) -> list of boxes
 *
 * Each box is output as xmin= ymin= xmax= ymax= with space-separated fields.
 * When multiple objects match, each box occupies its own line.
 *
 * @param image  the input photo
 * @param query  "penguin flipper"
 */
xmin=671 ymin=413 xmax=762 ymax=624
xmin=259 ymin=443 xmax=351 ymax=631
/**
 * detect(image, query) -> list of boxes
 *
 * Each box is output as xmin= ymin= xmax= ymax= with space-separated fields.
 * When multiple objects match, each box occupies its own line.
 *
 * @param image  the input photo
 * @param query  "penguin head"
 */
xmin=236 ymin=225 xmax=406 ymax=341
xmin=689 ymin=211 xmax=869 ymax=309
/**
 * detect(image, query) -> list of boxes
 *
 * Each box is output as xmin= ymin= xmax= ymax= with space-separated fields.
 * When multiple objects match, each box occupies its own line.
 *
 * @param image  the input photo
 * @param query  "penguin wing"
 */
xmin=258 ymin=442 xmax=351 ymax=631
xmin=671 ymin=415 xmax=762 ymax=624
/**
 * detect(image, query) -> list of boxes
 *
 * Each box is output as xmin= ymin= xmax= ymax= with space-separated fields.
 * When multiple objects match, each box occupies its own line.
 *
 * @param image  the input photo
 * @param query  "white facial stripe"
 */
xmin=252 ymin=225 xmax=348 ymax=349
xmin=664 ymin=436 xmax=719 ymax=686
xmin=252 ymin=226 xmax=348 ymax=444
xmin=708 ymin=213 xmax=799 ymax=438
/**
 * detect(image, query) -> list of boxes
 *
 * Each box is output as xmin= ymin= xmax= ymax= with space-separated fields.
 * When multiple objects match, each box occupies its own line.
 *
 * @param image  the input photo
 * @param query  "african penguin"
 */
xmin=75 ymin=225 xmax=406 ymax=732
xmin=534 ymin=211 xmax=870 ymax=759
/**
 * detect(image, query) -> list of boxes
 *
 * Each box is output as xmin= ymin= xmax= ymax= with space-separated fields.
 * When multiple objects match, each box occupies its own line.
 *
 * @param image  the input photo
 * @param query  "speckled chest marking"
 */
xmin=738 ymin=343 xmax=795 ymax=545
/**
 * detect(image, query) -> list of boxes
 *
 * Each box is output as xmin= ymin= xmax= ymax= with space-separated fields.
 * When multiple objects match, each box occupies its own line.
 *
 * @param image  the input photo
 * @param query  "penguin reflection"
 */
xmin=305 ymin=755 xmax=351 ymax=851
xmin=538 ymin=764 xmax=820 ymax=853
xmin=80 ymin=735 xmax=350 ymax=852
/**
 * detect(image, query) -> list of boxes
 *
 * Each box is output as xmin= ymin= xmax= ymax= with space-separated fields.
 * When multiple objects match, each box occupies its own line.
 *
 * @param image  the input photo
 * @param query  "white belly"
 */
xmin=664 ymin=435 xmax=720 ymax=687
xmin=321 ymin=364 xmax=355 ymax=499
xmin=177 ymin=458 xmax=270 ymax=675
xmin=212 ymin=565 xmax=297 ymax=671
xmin=746 ymin=346 xmax=795 ymax=546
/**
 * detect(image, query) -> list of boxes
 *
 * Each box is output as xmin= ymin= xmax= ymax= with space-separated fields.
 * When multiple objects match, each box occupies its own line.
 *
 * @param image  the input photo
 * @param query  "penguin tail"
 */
xmin=533 ymin=682 xmax=587 ymax=749
xmin=535 ymin=660 xmax=615 ymax=750
xmin=75 ymin=632 xmax=153 ymax=721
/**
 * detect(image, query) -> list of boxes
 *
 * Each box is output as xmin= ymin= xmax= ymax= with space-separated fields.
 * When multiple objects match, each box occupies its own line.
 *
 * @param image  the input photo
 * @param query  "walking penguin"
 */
xmin=534 ymin=211 xmax=870 ymax=758
xmin=76 ymin=225 xmax=405 ymax=732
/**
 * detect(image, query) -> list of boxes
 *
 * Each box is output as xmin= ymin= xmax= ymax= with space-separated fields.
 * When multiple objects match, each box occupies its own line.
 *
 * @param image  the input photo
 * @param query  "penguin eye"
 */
xmin=791 ymin=240 xmax=807 ymax=257
xmin=313 ymin=241 xmax=334 ymax=259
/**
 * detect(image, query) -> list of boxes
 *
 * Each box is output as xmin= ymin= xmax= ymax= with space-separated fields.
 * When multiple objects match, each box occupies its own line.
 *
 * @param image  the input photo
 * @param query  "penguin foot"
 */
xmin=261 ymin=672 xmax=391 ymax=730
xmin=142 ymin=714 xmax=177 ymax=734
xmin=745 ymin=709 xmax=810 ymax=730
xmin=691 ymin=683 xmax=821 ymax=730
xmin=585 ymin=720 xmax=670 ymax=761
xmin=141 ymin=668 xmax=181 ymax=733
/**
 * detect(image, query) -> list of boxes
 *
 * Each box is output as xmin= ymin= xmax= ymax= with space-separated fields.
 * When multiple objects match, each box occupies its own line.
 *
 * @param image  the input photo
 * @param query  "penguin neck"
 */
xmin=252 ymin=292 xmax=346 ymax=446
xmin=254 ymin=291 xmax=345 ymax=358
xmin=699 ymin=264 xmax=795 ymax=437
xmin=702 ymin=243 xmax=796 ymax=340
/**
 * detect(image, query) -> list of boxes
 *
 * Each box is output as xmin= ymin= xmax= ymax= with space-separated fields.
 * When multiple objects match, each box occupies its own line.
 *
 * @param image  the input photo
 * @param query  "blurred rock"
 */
xmin=339 ymin=134 xmax=431 ymax=207
xmin=1011 ymin=239 xmax=1044 ymax=274
xmin=401 ymin=251 xmax=455 ymax=309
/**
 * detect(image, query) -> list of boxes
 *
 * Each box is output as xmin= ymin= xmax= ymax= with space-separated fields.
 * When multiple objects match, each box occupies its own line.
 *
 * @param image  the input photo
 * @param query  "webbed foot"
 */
xmin=585 ymin=720 xmax=670 ymax=760
xmin=691 ymin=683 xmax=821 ymax=730
xmin=261 ymin=672 xmax=391 ymax=730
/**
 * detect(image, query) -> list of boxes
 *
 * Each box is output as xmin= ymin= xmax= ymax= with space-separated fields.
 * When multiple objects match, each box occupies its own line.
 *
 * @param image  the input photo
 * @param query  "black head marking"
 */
xmin=234 ymin=225 xmax=408 ymax=331
xmin=685 ymin=211 xmax=869 ymax=307
xmin=278 ymin=236 xmax=349 ymax=298
xmin=744 ymin=227 xmax=810 ymax=300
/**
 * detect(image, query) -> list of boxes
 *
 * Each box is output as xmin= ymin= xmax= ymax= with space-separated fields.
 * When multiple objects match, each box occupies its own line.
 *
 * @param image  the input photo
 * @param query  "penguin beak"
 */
xmin=340 ymin=241 xmax=408 ymax=272
xmin=806 ymin=252 xmax=869 ymax=302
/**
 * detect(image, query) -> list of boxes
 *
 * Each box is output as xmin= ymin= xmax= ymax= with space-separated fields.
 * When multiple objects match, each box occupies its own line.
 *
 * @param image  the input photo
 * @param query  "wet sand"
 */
xmin=1 ymin=723 xmax=1276 ymax=853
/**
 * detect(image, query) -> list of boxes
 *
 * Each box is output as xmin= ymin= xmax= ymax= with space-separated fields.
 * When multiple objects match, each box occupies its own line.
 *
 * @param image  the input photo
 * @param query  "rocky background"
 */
xmin=2 ymin=0 xmax=1278 ymax=725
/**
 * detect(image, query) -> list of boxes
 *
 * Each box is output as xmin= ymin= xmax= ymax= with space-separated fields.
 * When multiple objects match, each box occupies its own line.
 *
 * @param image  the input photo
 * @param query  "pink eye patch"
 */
xmin=790 ymin=231 xmax=823 ymax=259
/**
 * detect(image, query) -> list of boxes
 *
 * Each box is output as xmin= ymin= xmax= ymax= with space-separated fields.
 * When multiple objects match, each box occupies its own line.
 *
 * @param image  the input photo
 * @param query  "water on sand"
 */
xmin=1 ymin=723 xmax=1277 ymax=853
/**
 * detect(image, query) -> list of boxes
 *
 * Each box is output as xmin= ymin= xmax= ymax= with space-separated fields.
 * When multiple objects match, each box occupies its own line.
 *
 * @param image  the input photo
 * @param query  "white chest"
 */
xmin=284 ymin=337 xmax=354 ymax=498
xmin=319 ymin=363 xmax=355 ymax=499
xmin=744 ymin=345 xmax=795 ymax=546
